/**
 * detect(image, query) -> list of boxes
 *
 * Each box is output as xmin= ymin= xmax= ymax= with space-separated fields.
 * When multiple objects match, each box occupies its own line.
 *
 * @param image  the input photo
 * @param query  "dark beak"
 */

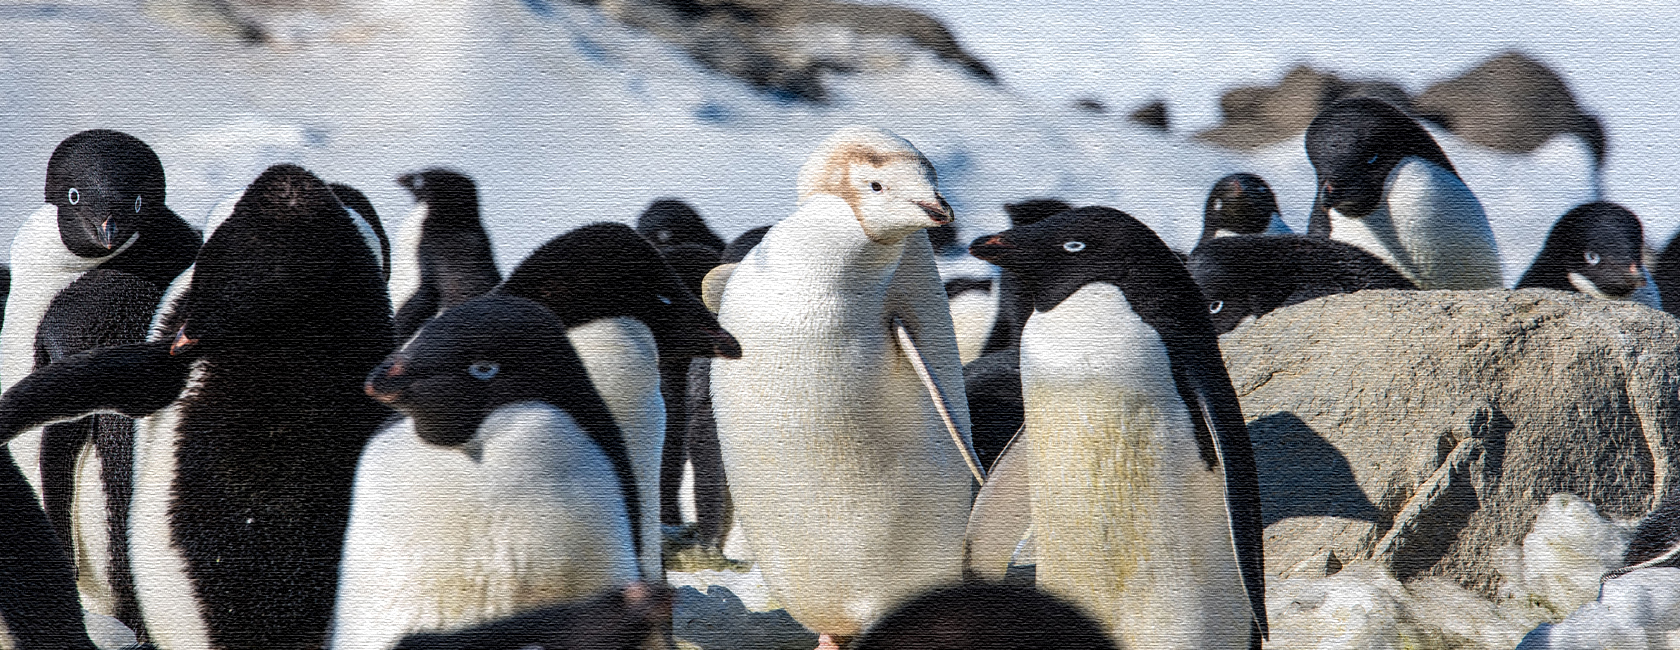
xmin=99 ymin=218 xmax=119 ymax=250
xmin=364 ymin=355 xmax=410 ymax=404
xmin=169 ymin=326 xmax=197 ymax=356
xmin=968 ymin=233 xmax=1013 ymax=263
xmin=917 ymin=198 xmax=953 ymax=225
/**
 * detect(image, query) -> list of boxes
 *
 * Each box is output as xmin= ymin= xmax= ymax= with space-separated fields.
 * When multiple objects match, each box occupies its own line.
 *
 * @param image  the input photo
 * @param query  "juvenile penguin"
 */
xmin=1305 ymin=98 xmax=1503 ymax=290
xmin=635 ymin=199 xmax=726 ymax=253
xmin=0 ymin=164 xmax=393 ymax=650
xmin=970 ymin=206 xmax=1267 ymax=650
xmin=335 ymin=294 xmax=642 ymax=650
xmin=1188 ymin=234 xmax=1417 ymax=334
xmin=1516 ymin=202 xmax=1659 ymax=309
xmin=389 ymin=168 xmax=501 ymax=339
xmin=710 ymin=126 xmax=975 ymax=646
xmin=499 ymin=223 xmax=741 ymax=581
xmin=1196 ymin=173 xmax=1290 ymax=247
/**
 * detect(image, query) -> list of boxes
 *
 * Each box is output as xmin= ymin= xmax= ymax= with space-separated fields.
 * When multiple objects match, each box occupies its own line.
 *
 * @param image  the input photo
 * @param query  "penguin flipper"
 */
xmin=0 ymin=454 xmax=97 ymax=650
xmin=963 ymin=426 xmax=1030 ymax=580
xmin=884 ymin=232 xmax=973 ymax=439
xmin=0 ymin=341 xmax=186 ymax=443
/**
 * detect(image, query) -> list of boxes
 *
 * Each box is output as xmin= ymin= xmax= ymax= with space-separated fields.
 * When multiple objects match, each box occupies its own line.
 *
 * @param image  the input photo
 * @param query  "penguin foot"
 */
xmin=816 ymin=633 xmax=850 ymax=650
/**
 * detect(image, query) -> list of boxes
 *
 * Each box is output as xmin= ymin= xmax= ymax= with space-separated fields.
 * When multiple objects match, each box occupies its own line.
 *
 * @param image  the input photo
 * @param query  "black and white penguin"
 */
xmin=652 ymin=243 xmax=722 ymax=531
xmin=330 ymin=182 xmax=393 ymax=282
xmin=970 ymin=205 xmax=1267 ymax=650
xmin=389 ymin=169 xmax=501 ymax=340
xmin=1188 ymin=234 xmax=1418 ymax=334
xmin=1 ymin=129 xmax=200 ymax=633
xmin=499 ymin=222 xmax=741 ymax=581
xmin=980 ymin=198 xmax=1071 ymax=356
xmin=1196 ymin=173 xmax=1290 ymax=247
xmin=0 ymin=163 xmax=394 ymax=650
xmin=335 ymin=294 xmax=642 ymax=650
xmin=390 ymin=583 xmax=671 ymax=650
xmin=1515 ymin=202 xmax=1659 ymax=309
xmin=634 ymin=199 xmax=726 ymax=253
xmin=851 ymin=582 xmax=1118 ymax=650
xmin=1305 ymin=97 xmax=1503 ymax=290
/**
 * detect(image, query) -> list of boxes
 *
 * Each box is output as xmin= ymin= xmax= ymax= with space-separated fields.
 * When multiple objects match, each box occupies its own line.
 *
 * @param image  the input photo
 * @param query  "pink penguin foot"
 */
xmin=816 ymin=633 xmax=848 ymax=650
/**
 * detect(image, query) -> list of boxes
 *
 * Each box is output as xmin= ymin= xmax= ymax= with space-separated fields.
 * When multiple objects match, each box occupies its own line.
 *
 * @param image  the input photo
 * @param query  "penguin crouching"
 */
xmin=1188 ymin=234 xmax=1418 ymax=334
xmin=1517 ymin=201 xmax=1659 ymax=309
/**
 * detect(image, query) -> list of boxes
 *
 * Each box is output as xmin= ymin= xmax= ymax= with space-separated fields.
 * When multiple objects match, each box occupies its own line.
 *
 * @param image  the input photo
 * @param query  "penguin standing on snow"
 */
xmin=970 ymin=206 xmax=1267 ymax=650
xmin=1306 ymin=97 xmax=1503 ymax=290
xmin=710 ymin=126 xmax=976 ymax=649
xmin=1516 ymin=202 xmax=1659 ymax=309
xmin=335 ymin=295 xmax=643 ymax=650
xmin=499 ymin=222 xmax=741 ymax=582
xmin=389 ymin=169 xmax=500 ymax=339
xmin=1188 ymin=234 xmax=1417 ymax=334
xmin=1195 ymin=173 xmax=1290 ymax=248
xmin=0 ymin=163 xmax=393 ymax=650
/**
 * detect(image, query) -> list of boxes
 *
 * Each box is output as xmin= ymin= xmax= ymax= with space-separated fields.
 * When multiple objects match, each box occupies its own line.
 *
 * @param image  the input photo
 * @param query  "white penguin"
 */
xmin=710 ymin=126 xmax=976 ymax=647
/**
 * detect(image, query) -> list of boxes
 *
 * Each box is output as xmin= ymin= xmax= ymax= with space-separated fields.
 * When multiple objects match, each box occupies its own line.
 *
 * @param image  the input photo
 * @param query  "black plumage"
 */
xmin=1188 ymin=234 xmax=1417 ymax=334
xmin=393 ymin=169 xmax=501 ymax=340
xmin=1517 ymin=202 xmax=1650 ymax=301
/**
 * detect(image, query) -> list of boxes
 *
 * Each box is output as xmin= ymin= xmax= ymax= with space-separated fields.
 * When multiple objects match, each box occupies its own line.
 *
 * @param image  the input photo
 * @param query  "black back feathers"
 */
xmin=1189 ymin=235 xmax=1417 ymax=334
xmin=395 ymin=168 xmax=501 ymax=340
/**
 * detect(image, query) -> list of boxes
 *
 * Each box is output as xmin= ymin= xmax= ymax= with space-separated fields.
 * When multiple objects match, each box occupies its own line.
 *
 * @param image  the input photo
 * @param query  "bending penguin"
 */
xmin=1516 ymin=202 xmax=1659 ymax=309
xmin=970 ymin=206 xmax=1267 ymax=650
xmin=388 ymin=168 xmax=501 ymax=340
xmin=335 ymin=294 xmax=643 ymax=650
xmin=1305 ymin=97 xmax=1504 ymax=290
xmin=710 ymin=126 xmax=975 ymax=648
xmin=1195 ymin=173 xmax=1290 ymax=248
xmin=1188 ymin=234 xmax=1417 ymax=334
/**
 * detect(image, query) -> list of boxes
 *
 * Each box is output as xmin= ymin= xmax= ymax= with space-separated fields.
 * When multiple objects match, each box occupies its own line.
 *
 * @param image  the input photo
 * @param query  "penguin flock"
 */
xmin=1 ymin=96 xmax=1678 ymax=650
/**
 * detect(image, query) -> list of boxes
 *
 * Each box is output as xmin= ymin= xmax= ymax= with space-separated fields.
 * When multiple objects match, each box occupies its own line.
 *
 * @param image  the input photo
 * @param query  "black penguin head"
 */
xmin=1306 ymin=98 xmax=1456 ymax=220
xmin=635 ymin=199 xmax=725 ymax=253
xmin=501 ymin=223 xmax=742 ymax=360
xmin=1522 ymin=202 xmax=1648 ymax=298
xmin=397 ymin=168 xmax=480 ymax=222
xmin=851 ymin=583 xmax=1117 ymax=650
xmin=969 ymin=205 xmax=1199 ymax=317
xmin=659 ymin=243 xmax=722 ymax=296
xmin=1201 ymin=173 xmax=1281 ymax=242
xmin=45 ymin=130 xmax=168 ymax=258
xmin=721 ymin=225 xmax=771 ymax=264
xmin=365 ymin=295 xmax=587 ymax=448
xmin=1002 ymin=198 xmax=1073 ymax=228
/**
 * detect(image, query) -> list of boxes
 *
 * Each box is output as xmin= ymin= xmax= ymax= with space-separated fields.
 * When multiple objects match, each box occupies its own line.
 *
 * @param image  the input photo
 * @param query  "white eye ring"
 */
xmin=1209 ymin=300 xmax=1224 ymax=314
xmin=467 ymin=361 xmax=500 ymax=380
xmin=134 ymin=195 xmax=143 ymax=213
xmin=67 ymin=188 xmax=79 ymax=205
xmin=1063 ymin=241 xmax=1086 ymax=253
xmin=657 ymin=294 xmax=672 ymax=305
xmin=1212 ymin=199 xmax=1223 ymax=211
xmin=1584 ymin=251 xmax=1601 ymax=266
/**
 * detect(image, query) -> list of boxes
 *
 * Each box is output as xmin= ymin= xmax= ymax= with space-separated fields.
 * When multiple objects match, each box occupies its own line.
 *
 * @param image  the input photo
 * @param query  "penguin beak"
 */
xmin=968 ymin=233 xmax=1014 ymax=264
xmin=99 ymin=218 xmax=119 ymax=250
xmin=708 ymin=327 xmax=743 ymax=359
xmin=169 ymin=326 xmax=198 ymax=356
xmin=364 ymin=355 xmax=410 ymax=404
xmin=916 ymin=197 xmax=953 ymax=225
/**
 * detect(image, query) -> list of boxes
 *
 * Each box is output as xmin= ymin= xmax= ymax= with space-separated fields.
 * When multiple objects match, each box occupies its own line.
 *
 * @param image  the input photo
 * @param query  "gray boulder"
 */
xmin=1223 ymin=289 xmax=1680 ymax=595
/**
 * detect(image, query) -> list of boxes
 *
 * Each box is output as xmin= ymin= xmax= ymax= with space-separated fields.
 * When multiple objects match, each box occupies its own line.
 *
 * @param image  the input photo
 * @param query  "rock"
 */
xmin=1195 ymin=64 xmax=1412 ymax=150
xmin=1223 ymin=289 xmax=1680 ymax=596
xmin=1126 ymin=100 xmax=1170 ymax=132
xmin=1413 ymin=52 xmax=1606 ymax=169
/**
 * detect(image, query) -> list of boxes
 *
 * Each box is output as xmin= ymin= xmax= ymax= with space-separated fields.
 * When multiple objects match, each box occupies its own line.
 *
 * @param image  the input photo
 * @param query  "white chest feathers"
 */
xmin=1329 ymin=156 xmax=1504 ymax=290
xmin=331 ymin=402 xmax=638 ymax=650
xmin=386 ymin=203 xmax=427 ymax=317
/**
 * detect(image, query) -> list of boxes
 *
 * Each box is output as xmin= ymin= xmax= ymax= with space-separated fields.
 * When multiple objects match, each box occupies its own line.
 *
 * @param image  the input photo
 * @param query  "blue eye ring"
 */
xmin=1209 ymin=300 xmax=1224 ymax=314
xmin=1366 ymin=154 xmax=1380 ymax=165
xmin=467 ymin=361 xmax=500 ymax=380
xmin=1063 ymin=241 xmax=1086 ymax=253
xmin=67 ymin=188 xmax=79 ymax=205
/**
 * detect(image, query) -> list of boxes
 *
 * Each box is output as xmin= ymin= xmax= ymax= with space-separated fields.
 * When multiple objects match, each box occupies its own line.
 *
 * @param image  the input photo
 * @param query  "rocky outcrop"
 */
xmin=1195 ymin=64 xmax=1411 ymax=150
xmin=1223 ymin=289 xmax=1680 ymax=596
xmin=1414 ymin=52 xmax=1606 ymax=167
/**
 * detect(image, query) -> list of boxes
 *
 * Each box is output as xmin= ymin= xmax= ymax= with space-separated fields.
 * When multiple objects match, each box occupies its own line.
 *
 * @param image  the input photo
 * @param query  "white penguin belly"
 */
xmin=70 ymin=442 xmax=114 ymax=616
xmin=1335 ymin=157 xmax=1503 ymax=290
xmin=129 ymin=374 xmax=214 ymax=650
xmin=386 ymin=204 xmax=427 ymax=318
xmin=566 ymin=317 xmax=664 ymax=580
xmin=330 ymin=404 xmax=638 ymax=650
xmin=1020 ymin=283 xmax=1249 ymax=650
xmin=711 ymin=258 xmax=971 ymax=636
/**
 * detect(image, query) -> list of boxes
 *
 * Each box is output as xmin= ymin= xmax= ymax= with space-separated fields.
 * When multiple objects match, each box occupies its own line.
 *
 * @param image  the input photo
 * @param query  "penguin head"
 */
xmin=1540 ymin=202 xmax=1649 ymax=299
xmin=397 ymin=168 xmax=480 ymax=223
xmin=1002 ymin=198 xmax=1073 ymax=228
xmin=45 ymin=130 xmax=168 ymax=258
xmin=969 ymin=205 xmax=1196 ymax=316
xmin=501 ymin=223 xmax=742 ymax=360
xmin=797 ymin=126 xmax=953 ymax=244
xmin=1201 ymin=173 xmax=1282 ymax=242
xmin=635 ymin=199 xmax=725 ymax=253
xmin=365 ymin=294 xmax=587 ymax=448
xmin=1306 ymin=98 xmax=1455 ymax=220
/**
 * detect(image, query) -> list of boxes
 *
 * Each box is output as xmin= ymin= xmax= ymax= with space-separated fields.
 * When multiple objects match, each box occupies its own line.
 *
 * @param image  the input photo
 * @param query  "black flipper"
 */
xmin=0 ymin=340 xmax=188 ymax=444
xmin=0 ymin=454 xmax=97 ymax=650
xmin=391 ymin=584 xmax=670 ymax=650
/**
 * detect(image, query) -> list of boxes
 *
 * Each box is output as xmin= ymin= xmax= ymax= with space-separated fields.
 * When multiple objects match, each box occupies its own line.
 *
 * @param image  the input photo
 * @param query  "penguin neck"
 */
xmin=780 ymin=194 xmax=909 ymax=285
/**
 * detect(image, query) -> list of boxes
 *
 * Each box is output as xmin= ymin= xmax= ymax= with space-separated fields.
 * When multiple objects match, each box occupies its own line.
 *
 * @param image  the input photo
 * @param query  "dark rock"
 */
xmin=1196 ymin=64 xmax=1412 ymax=150
xmin=1126 ymin=100 xmax=1170 ymax=131
xmin=1413 ymin=52 xmax=1606 ymax=168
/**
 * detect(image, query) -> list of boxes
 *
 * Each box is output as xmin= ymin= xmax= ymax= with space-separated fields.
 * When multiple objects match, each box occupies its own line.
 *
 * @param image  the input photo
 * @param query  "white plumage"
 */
xmin=1328 ymin=156 xmax=1504 ymax=290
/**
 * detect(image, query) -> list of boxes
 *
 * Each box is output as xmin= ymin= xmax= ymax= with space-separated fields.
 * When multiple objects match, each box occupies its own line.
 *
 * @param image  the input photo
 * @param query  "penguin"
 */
xmin=1196 ymin=173 xmax=1290 ymax=247
xmin=389 ymin=168 xmax=501 ymax=340
xmin=1516 ymin=202 xmax=1659 ymax=309
xmin=1 ymin=129 xmax=199 ymax=633
xmin=499 ymin=223 xmax=742 ymax=582
xmin=969 ymin=205 xmax=1267 ymax=650
xmin=979 ymin=198 xmax=1071 ymax=356
xmin=330 ymin=182 xmax=393 ymax=282
xmin=850 ymin=582 xmax=1117 ymax=650
xmin=710 ymin=125 xmax=975 ymax=648
xmin=0 ymin=163 xmax=393 ymax=650
xmin=390 ymin=583 xmax=671 ymax=650
xmin=0 ymin=453 xmax=98 ymax=650
xmin=1305 ymin=97 xmax=1504 ymax=290
xmin=634 ymin=199 xmax=726 ymax=253
xmin=335 ymin=294 xmax=642 ymax=650
xmin=652 ymin=243 xmax=723 ymax=530
xmin=1188 ymin=234 xmax=1418 ymax=334
xmin=1656 ymin=229 xmax=1680 ymax=319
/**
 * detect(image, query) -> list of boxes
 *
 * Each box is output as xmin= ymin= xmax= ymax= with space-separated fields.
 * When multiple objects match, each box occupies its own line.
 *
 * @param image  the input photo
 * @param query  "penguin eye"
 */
xmin=1584 ymin=251 xmax=1601 ymax=266
xmin=1366 ymin=154 xmax=1380 ymax=165
xmin=467 ymin=361 xmax=500 ymax=380
xmin=1212 ymin=199 xmax=1223 ymax=211
xmin=1062 ymin=241 xmax=1086 ymax=253
xmin=656 ymin=294 xmax=672 ymax=305
xmin=1209 ymin=300 xmax=1224 ymax=315
xmin=67 ymin=188 xmax=79 ymax=205
xmin=134 ymin=195 xmax=143 ymax=213
xmin=870 ymin=181 xmax=883 ymax=192
xmin=657 ymin=231 xmax=671 ymax=242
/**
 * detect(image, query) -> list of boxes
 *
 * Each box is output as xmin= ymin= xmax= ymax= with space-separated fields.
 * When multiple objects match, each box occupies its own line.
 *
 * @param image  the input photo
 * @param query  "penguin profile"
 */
xmin=1197 ymin=173 xmax=1289 ymax=247
xmin=980 ymin=198 xmax=1072 ymax=356
xmin=851 ymin=582 xmax=1117 ymax=650
xmin=1516 ymin=202 xmax=1658 ymax=309
xmin=971 ymin=206 xmax=1266 ymax=649
xmin=1188 ymin=234 xmax=1418 ymax=334
xmin=635 ymin=199 xmax=725 ymax=253
xmin=389 ymin=168 xmax=501 ymax=340
xmin=336 ymin=294 xmax=641 ymax=650
xmin=1305 ymin=98 xmax=1503 ymax=290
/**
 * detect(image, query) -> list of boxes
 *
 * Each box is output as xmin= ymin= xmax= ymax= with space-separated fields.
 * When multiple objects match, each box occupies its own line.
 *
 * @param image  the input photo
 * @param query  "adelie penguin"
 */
xmin=1306 ymin=97 xmax=1504 ymax=290
xmin=1516 ymin=202 xmax=1660 ymax=309
xmin=334 ymin=294 xmax=644 ymax=650
xmin=635 ymin=199 xmax=726 ymax=253
xmin=389 ymin=168 xmax=501 ymax=340
xmin=0 ymin=163 xmax=393 ymax=650
xmin=1196 ymin=173 xmax=1290 ymax=247
xmin=970 ymin=206 xmax=1267 ymax=650
xmin=499 ymin=222 xmax=742 ymax=582
xmin=1189 ymin=234 xmax=1417 ymax=334
xmin=1 ymin=129 xmax=200 ymax=636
